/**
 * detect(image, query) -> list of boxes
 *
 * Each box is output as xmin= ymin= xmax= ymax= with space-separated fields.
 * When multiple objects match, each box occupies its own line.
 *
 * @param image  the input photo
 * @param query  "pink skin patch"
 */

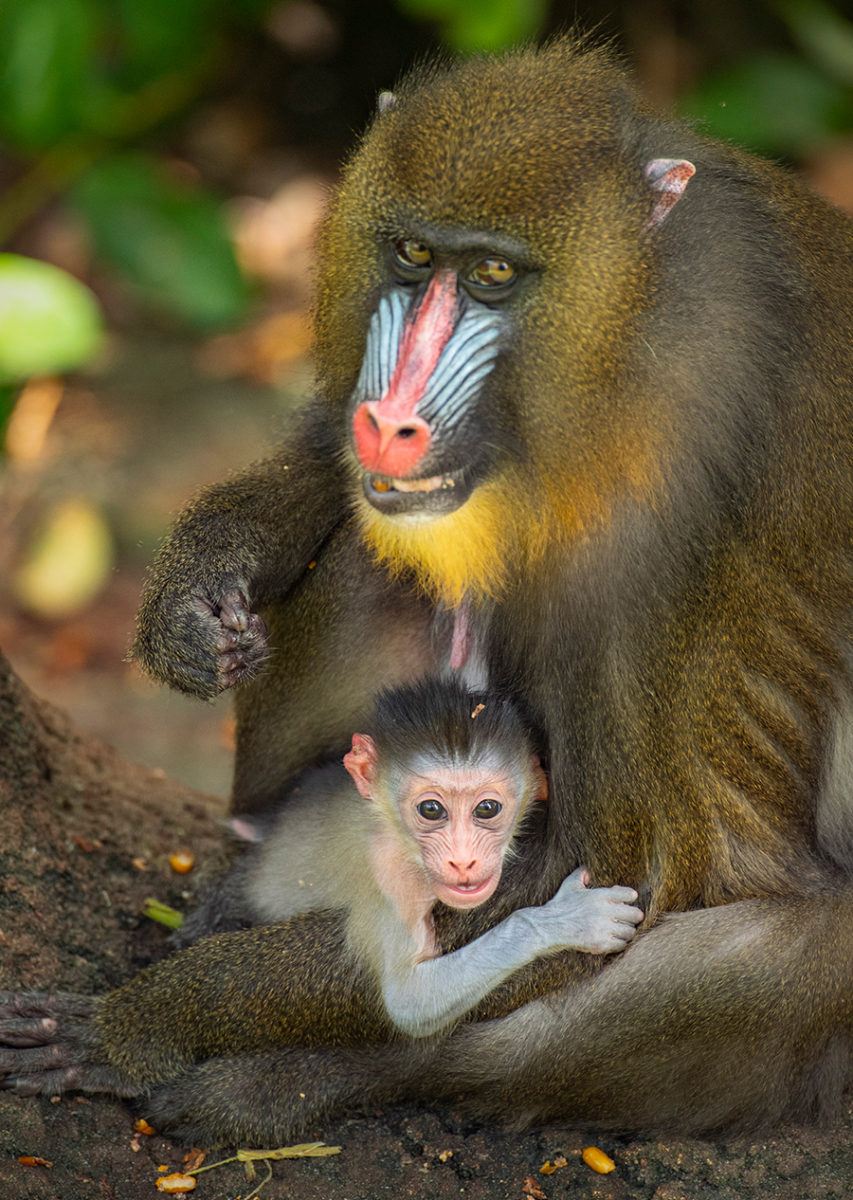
xmin=450 ymin=599 xmax=471 ymax=670
xmin=352 ymin=270 xmax=460 ymax=477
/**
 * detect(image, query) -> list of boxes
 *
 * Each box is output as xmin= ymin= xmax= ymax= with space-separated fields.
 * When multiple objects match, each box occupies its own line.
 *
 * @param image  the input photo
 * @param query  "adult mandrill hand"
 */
xmin=0 ymin=992 xmax=140 ymax=1098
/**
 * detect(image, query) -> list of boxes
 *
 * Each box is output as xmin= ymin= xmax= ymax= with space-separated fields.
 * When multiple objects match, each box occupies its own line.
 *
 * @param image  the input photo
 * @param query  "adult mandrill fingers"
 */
xmin=0 ymin=991 xmax=97 ymax=1027
xmin=0 ymin=1041 xmax=85 ymax=1077
xmin=135 ymin=583 xmax=270 ymax=698
xmin=0 ymin=1018 xmax=57 ymax=1048
xmin=0 ymin=992 xmax=118 ymax=1093
xmin=3 ymin=1064 xmax=144 ymax=1098
xmin=187 ymin=588 xmax=269 ymax=689
xmin=216 ymin=587 xmax=256 ymax=634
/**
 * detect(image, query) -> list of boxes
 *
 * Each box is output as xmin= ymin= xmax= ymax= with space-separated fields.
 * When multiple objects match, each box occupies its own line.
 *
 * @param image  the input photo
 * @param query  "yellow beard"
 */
xmin=356 ymin=479 xmax=519 ymax=608
xmin=354 ymin=427 xmax=666 ymax=609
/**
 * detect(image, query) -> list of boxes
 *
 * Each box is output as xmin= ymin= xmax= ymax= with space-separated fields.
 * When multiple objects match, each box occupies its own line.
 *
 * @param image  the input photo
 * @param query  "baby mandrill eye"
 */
xmin=474 ymin=798 xmax=502 ymax=819
xmin=417 ymin=799 xmax=446 ymax=821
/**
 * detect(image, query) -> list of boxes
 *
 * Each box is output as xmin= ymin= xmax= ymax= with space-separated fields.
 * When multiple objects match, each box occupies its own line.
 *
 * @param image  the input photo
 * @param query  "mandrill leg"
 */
xmin=1 ymin=893 xmax=853 ymax=1142
xmin=416 ymin=890 xmax=853 ymax=1136
xmin=143 ymin=1043 xmax=431 ymax=1147
xmin=136 ymin=892 xmax=853 ymax=1144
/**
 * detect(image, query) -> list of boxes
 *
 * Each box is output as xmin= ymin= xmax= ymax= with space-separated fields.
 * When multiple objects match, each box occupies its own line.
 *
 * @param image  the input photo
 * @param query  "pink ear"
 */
xmin=644 ymin=158 xmax=696 ymax=230
xmin=343 ymin=733 xmax=378 ymax=799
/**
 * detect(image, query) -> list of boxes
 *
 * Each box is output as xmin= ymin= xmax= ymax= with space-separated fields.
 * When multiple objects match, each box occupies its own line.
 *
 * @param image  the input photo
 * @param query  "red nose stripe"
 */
xmin=353 ymin=271 xmax=459 ymax=475
xmin=384 ymin=270 xmax=459 ymax=420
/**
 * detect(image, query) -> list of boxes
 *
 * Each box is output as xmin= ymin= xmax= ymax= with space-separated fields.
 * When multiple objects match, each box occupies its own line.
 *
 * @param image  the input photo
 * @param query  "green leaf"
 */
xmin=0 ymin=254 xmax=103 ymax=383
xmin=113 ymin=0 xmax=218 ymax=84
xmin=679 ymin=52 xmax=851 ymax=157
xmin=0 ymin=0 xmax=102 ymax=147
xmin=399 ymin=0 xmax=546 ymax=52
xmin=72 ymin=154 xmax=249 ymax=329
xmin=778 ymin=0 xmax=853 ymax=85
xmin=142 ymin=898 xmax=185 ymax=929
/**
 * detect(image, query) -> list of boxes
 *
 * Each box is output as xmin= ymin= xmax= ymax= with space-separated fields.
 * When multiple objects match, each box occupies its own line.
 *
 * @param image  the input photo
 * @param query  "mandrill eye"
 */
xmin=474 ymin=798 xmax=503 ymax=819
xmin=468 ymin=256 xmax=517 ymax=289
xmin=417 ymin=798 xmax=446 ymax=821
xmin=393 ymin=238 xmax=433 ymax=271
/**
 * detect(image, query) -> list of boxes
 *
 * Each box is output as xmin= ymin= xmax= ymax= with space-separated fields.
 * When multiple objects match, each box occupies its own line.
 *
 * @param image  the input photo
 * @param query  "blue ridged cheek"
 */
xmin=351 ymin=288 xmax=504 ymax=436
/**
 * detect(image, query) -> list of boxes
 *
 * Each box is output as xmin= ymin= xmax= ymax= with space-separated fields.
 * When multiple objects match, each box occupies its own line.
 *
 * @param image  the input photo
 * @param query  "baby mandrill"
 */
xmin=214 ymin=678 xmax=644 ymax=1038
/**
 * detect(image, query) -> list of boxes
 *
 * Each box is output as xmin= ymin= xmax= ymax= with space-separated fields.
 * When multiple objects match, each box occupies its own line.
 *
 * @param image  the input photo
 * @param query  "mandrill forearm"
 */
xmin=132 ymin=410 xmax=347 ymax=699
xmin=0 ymin=914 xmax=392 ymax=1104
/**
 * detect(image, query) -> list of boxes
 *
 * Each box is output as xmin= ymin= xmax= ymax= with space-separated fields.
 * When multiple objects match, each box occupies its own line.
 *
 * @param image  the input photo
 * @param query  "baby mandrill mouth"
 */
xmin=440 ymin=875 xmax=498 ymax=908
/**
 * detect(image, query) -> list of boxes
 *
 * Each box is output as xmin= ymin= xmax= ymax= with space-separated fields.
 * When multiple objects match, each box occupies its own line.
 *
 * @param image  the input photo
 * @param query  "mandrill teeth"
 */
xmin=372 ymin=474 xmax=454 ymax=494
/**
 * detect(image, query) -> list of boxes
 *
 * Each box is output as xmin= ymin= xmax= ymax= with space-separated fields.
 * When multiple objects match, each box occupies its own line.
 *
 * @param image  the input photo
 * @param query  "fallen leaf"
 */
xmin=183 ymin=1149 xmax=206 ymax=1172
xmin=236 ymin=1142 xmax=341 ymax=1161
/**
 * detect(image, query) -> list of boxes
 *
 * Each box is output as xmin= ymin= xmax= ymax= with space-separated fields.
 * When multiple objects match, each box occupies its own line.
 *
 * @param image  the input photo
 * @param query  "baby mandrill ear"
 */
xmin=343 ymin=733 xmax=378 ymax=799
xmin=530 ymin=754 xmax=548 ymax=803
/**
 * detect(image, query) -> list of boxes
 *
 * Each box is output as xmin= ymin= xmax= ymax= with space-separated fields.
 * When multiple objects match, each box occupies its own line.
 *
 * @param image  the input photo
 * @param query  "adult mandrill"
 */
xmin=1 ymin=37 xmax=852 ymax=1142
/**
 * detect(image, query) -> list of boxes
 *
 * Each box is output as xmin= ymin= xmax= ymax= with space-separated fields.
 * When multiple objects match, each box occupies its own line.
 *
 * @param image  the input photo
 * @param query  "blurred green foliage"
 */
xmin=0 ymin=252 xmax=103 ymax=435
xmin=0 ymin=254 xmax=103 ymax=383
xmin=680 ymin=0 xmax=853 ymax=157
xmin=0 ymin=0 xmax=550 ymax=362
xmin=0 ymin=0 xmax=265 ymax=333
xmin=73 ymin=155 xmax=248 ymax=328
xmin=398 ymin=0 xmax=547 ymax=52
xmin=0 ymin=0 xmax=850 ymax=381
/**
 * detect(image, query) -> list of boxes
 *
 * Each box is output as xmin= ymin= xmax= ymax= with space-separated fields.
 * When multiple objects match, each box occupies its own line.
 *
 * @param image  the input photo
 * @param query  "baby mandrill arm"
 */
xmin=382 ymin=867 xmax=643 ymax=1037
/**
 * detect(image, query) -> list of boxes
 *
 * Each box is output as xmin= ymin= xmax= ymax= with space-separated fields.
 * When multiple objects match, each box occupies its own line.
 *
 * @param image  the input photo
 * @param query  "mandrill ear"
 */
xmin=377 ymin=91 xmax=396 ymax=114
xmin=343 ymin=733 xmax=379 ymax=799
xmin=644 ymin=158 xmax=696 ymax=230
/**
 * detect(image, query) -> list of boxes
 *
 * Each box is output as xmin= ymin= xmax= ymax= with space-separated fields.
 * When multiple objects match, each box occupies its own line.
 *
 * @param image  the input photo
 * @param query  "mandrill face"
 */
xmin=347 ymin=244 xmax=512 ymax=520
xmin=313 ymin=43 xmax=687 ymax=605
